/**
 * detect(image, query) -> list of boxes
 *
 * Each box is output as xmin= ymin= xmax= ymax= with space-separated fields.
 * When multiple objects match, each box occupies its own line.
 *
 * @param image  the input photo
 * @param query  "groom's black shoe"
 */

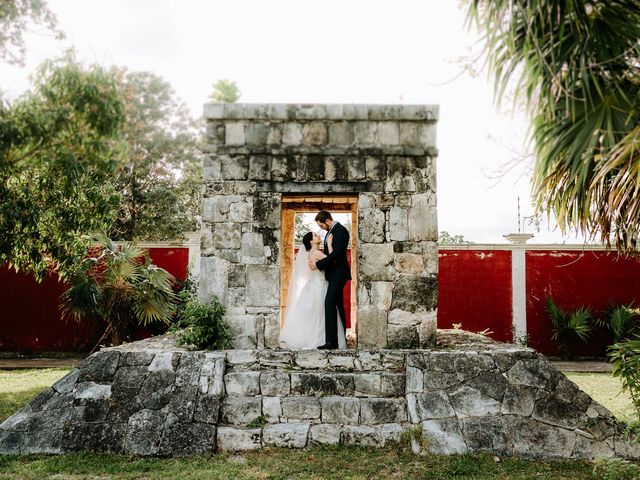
xmin=317 ymin=344 xmax=338 ymax=350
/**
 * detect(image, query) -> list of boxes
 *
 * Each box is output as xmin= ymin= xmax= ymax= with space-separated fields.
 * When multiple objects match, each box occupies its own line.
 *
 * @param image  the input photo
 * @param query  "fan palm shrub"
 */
xmin=608 ymin=337 xmax=640 ymax=417
xmin=61 ymin=234 xmax=177 ymax=346
xmin=596 ymin=303 xmax=640 ymax=343
xmin=545 ymin=296 xmax=593 ymax=355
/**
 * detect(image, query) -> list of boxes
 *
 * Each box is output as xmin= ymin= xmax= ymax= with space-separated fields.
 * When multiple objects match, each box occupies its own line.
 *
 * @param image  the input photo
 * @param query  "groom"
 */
xmin=313 ymin=210 xmax=352 ymax=349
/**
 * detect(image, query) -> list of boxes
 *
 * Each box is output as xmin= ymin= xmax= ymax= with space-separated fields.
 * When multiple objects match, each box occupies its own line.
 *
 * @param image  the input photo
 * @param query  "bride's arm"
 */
xmin=307 ymin=250 xmax=325 ymax=270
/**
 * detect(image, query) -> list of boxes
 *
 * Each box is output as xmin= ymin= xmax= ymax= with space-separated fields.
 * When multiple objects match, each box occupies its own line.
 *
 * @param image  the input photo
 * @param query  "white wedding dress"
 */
xmin=279 ymin=248 xmax=347 ymax=350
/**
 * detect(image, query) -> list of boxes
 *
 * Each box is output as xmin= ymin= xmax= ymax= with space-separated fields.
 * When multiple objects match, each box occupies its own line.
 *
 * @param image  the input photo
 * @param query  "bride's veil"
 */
xmin=283 ymin=246 xmax=312 ymax=326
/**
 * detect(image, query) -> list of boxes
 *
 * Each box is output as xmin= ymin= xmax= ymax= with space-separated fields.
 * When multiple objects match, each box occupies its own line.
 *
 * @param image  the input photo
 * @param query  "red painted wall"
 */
xmin=526 ymin=250 xmax=640 ymax=356
xmin=437 ymin=249 xmax=513 ymax=342
xmin=0 ymin=247 xmax=189 ymax=353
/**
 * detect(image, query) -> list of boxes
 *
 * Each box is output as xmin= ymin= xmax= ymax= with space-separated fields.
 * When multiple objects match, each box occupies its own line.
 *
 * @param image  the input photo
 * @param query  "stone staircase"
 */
xmin=216 ymin=349 xmax=411 ymax=450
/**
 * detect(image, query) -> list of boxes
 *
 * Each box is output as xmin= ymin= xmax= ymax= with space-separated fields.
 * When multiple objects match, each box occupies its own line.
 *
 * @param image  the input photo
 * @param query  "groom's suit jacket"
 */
xmin=316 ymin=222 xmax=352 ymax=283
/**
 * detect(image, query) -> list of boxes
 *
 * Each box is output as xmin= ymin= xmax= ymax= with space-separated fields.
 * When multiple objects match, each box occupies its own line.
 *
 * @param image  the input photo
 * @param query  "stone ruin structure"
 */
xmin=2 ymin=102 xmax=638 ymax=460
xmin=1 ymin=332 xmax=638 ymax=458
xmin=199 ymin=104 xmax=438 ymax=350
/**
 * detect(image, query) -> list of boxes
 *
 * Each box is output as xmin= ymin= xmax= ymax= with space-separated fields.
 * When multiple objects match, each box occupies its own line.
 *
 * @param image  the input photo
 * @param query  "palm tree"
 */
xmin=61 ymin=234 xmax=178 ymax=346
xmin=209 ymin=79 xmax=241 ymax=103
xmin=465 ymin=1 xmax=640 ymax=251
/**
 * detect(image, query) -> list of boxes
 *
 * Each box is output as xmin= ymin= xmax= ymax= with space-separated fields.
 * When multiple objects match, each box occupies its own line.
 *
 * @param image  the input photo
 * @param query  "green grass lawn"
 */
xmin=0 ymin=368 xmax=636 ymax=479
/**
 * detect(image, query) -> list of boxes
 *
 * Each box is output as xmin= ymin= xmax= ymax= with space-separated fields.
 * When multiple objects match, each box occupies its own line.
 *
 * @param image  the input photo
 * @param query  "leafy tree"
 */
xmin=0 ymin=52 xmax=126 ymax=281
xmin=209 ymin=79 xmax=240 ymax=103
xmin=439 ymin=231 xmax=474 ymax=244
xmin=61 ymin=234 xmax=178 ymax=346
xmin=465 ymin=1 xmax=640 ymax=251
xmin=109 ymin=70 xmax=202 ymax=241
xmin=0 ymin=0 xmax=63 ymax=65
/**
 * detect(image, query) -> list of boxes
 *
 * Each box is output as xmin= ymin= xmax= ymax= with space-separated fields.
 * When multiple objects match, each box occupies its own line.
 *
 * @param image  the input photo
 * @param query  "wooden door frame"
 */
xmin=280 ymin=195 xmax=359 ymax=339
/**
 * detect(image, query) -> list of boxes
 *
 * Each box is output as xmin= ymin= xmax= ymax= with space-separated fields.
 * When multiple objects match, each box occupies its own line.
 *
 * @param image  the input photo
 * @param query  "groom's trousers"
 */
xmin=324 ymin=279 xmax=348 ymax=346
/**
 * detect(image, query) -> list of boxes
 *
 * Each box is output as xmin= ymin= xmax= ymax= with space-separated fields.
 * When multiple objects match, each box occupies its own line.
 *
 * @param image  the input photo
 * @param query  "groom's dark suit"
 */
xmin=316 ymin=222 xmax=352 ymax=347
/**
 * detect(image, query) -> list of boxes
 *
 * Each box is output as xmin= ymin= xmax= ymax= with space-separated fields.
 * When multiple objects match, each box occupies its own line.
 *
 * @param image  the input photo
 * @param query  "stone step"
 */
xmin=223 ymin=368 xmax=406 ymax=398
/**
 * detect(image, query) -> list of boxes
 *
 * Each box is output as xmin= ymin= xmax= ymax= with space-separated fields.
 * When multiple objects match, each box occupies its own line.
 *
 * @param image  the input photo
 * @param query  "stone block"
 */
xmin=328 ymin=353 xmax=355 ymax=370
xmin=245 ymin=123 xmax=269 ymax=145
xmin=309 ymin=424 xmax=342 ymax=445
xmin=213 ymin=222 xmax=241 ymax=250
xmin=263 ymin=422 xmax=310 ymax=448
xmin=385 ymin=158 xmax=416 ymax=192
xmin=354 ymin=373 xmax=382 ymax=397
xmin=365 ymin=157 xmax=386 ymax=180
xmin=391 ymin=274 xmax=437 ymax=312
xmin=290 ymin=373 xmax=323 ymax=395
xmin=461 ymin=416 xmax=510 ymax=455
xmin=377 ymin=122 xmax=399 ymax=145
xmin=360 ymin=398 xmax=407 ymax=424
xmin=217 ymin=427 xmax=262 ymax=451
xmin=418 ymin=123 xmax=437 ymax=147
xmin=77 ymin=351 xmax=120 ymax=383
xmin=302 ymin=122 xmax=327 ymax=146
xmin=125 ymin=409 xmax=165 ymax=455
xmin=342 ymin=424 xmax=405 ymax=447
xmin=262 ymin=396 xmax=281 ymax=423
xmin=380 ymin=373 xmax=405 ymax=396
xmin=388 ymin=309 xmax=422 ymax=327
xmin=421 ymin=418 xmax=467 ymax=455
xmin=354 ymin=121 xmax=376 ymax=144
xmin=389 ymin=207 xmax=409 ymax=241
xmin=406 ymin=366 xmax=423 ymax=394
xmin=347 ymin=157 xmax=366 ymax=180
xmin=260 ymin=372 xmax=291 ymax=396
xmin=295 ymin=351 xmax=329 ymax=369
xmin=399 ymin=122 xmax=418 ymax=146
xmin=226 ymin=314 xmax=257 ymax=349
xmin=225 ymin=122 xmax=245 ymax=145
xmin=220 ymin=397 xmax=262 ymax=425
xmin=358 ymin=243 xmax=395 ymax=282
xmin=321 ymin=396 xmax=360 ymax=424
xmin=501 ymin=384 xmax=536 ymax=416
xmin=505 ymin=359 xmax=554 ymax=390
xmin=224 ymin=372 xmax=261 ymax=396
xmin=418 ymin=314 xmax=437 ymax=348
xmin=139 ymin=370 xmax=175 ymax=410
xmin=357 ymin=307 xmax=388 ymax=349
xmin=329 ymin=122 xmax=354 ymax=145
xmin=229 ymin=200 xmax=253 ymax=223
xmin=245 ymin=265 xmax=279 ymax=307
xmin=249 ymin=156 xmax=271 ymax=180
xmin=394 ymin=253 xmax=424 ymax=273
xmin=505 ymin=417 xmax=576 ymax=458
xmin=159 ymin=417 xmax=216 ymax=456
xmin=267 ymin=126 xmax=282 ymax=145
xmin=262 ymin=313 xmax=281 ymax=349
xmin=408 ymin=391 xmax=456 ymax=422
xmin=271 ymin=157 xmax=297 ymax=181
xmin=448 ymin=385 xmax=502 ymax=417
xmin=408 ymin=196 xmax=437 ymax=241
xmin=358 ymin=208 xmax=386 ymax=243
xmin=282 ymin=123 xmax=303 ymax=145
xmin=221 ymin=157 xmax=249 ymax=180
xmin=193 ymin=394 xmax=220 ymax=424
xmin=241 ymin=232 xmax=266 ymax=264
xmin=282 ymin=397 xmax=321 ymax=420
xmin=387 ymin=324 xmax=419 ymax=348
xmin=320 ymin=373 xmax=355 ymax=396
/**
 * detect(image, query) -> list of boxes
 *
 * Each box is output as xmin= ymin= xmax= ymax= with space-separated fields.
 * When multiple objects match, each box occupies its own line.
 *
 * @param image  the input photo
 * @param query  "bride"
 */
xmin=279 ymin=231 xmax=347 ymax=350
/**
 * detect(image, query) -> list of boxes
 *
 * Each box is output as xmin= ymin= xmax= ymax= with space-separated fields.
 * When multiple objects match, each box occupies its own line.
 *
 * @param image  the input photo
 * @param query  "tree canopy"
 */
xmin=109 ymin=69 xmax=202 ymax=241
xmin=0 ymin=53 xmax=126 ymax=281
xmin=466 ymin=0 xmax=640 ymax=251
xmin=0 ymin=0 xmax=63 ymax=65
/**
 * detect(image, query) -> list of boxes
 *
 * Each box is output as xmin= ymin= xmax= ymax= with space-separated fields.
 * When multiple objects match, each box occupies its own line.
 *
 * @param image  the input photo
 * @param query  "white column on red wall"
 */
xmin=504 ymin=233 xmax=534 ymax=344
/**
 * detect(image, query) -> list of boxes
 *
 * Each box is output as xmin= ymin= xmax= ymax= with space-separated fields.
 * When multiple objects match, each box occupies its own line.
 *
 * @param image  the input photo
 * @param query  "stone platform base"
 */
xmin=1 ymin=331 xmax=638 ymax=459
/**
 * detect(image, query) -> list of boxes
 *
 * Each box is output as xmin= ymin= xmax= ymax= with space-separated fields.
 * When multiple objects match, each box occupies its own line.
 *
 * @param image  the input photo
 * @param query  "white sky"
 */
xmin=0 ymin=0 xmax=591 ymax=244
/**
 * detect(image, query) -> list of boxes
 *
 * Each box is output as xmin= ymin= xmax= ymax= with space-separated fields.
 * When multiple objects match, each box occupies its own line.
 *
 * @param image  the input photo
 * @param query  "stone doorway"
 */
xmin=280 ymin=194 xmax=358 ymax=346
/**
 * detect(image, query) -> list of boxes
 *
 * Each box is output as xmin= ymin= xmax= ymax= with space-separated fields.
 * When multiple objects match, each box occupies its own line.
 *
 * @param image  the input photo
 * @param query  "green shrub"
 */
xmin=545 ymin=296 xmax=593 ymax=354
xmin=608 ymin=337 xmax=640 ymax=417
xmin=597 ymin=304 xmax=640 ymax=343
xmin=592 ymin=457 xmax=640 ymax=480
xmin=174 ymin=295 xmax=232 ymax=350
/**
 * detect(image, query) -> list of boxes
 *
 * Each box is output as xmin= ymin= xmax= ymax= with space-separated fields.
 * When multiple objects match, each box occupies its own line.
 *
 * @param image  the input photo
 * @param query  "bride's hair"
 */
xmin=302 ymin=232 xmax=313 ymax=252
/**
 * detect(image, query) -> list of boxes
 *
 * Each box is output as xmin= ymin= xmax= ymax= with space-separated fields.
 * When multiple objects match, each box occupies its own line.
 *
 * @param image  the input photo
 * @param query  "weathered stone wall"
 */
xmin=1 ymin=334 xmax=638 ymax=459
xmin=200 ymin=104 xmax=439 ymax=349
